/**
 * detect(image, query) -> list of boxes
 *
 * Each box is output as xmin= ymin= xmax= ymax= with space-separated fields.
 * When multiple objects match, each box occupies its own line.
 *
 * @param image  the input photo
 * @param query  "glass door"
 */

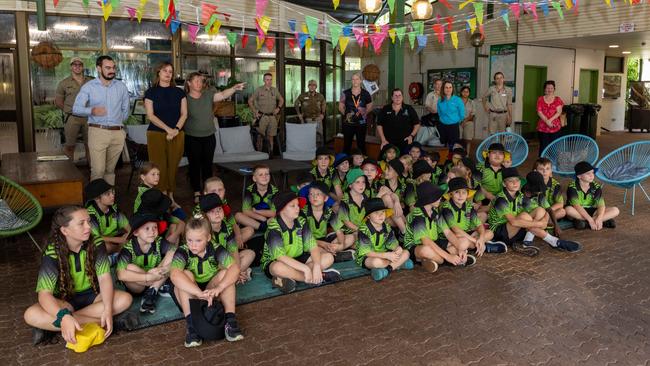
xmin=0 ymin=49 xmax=19 ymax=156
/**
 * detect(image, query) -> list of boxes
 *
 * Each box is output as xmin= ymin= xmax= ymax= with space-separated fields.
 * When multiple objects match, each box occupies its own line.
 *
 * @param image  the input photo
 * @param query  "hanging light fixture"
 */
xmin=412 ymin=0 xmax=434 ymax=20
xmin=359 ymin=0 xmax=382 ymax=14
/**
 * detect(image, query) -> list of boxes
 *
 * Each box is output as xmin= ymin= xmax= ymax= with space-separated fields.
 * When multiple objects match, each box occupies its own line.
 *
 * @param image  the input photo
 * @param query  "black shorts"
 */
xmin=263 ymin=252 xmax=312 ymax=279
xmin=584 ymin=207 xmax=597 ymax=216
xmin=437 ymin=123 xmax=460 ymax=146
xmin=68 ymin=289 xmax=98 ymax=311
xmin=169 ymin=280 xmax=210 ymax=313
xmin=494 ymin=223 xmax=526 ymax=246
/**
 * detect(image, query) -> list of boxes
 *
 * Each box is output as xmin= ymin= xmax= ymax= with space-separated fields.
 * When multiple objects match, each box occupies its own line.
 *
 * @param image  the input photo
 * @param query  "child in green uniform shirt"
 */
xmin=170 ymin=217 xmax=243 ymax=347
xmin=310 ymin=147 xmax=344 ymax=201
xmin=350 ymin=147 xmax=365 ymax=168
xmin=361 ymin=158 xmax=382 ymax=196
xmin=476 ymin=143 xmax=509 ymax=202
xmin=137 ymin=189 xmax=185 ymax=245
xmin=84 ymin=179 xmax=130 ymax=254
xmin=488 ymin=169 xmax=581 ymax=255
xmin=24 ymin=206 xmax=132 ymax=346
xmin=338 ymin=168 xmax=371 ymax=236
xmin=116 ymin=212 xmax=175 ymax=313
xmin=235 ymin=164 xmax=278 ymax=233
xmin=379 ymin=143 xmax=399 ymax=173
xmin=333 ymin=153 xmax=352 ymax=197
xmin=199 ymin=194 xmax=256 ymax=284
xmin=422 ymin=151 xmax=444 ymax=185
xmin=261 ymin=191 xmax=342 ymax=294
xmin=133 ymin=162 xmax=160 ymax=213
xmin=565 ymin=161 xmax=619 ymax=231
xmin=405 ymin=182 xmax=466 ymax=272
xmin=302 ymin=182 xmax=355 ymax=261
xmin=441 ymin=178 xmax=507 ymax=258
xmin=403 ymin=160 xmax=435 ymax=211
xmin=355 ymin=198 xmax=414 ymax=282
xmin=375 ymin=159 xmax=408 ymax=234
xmin=534 ymin=158 xmax=567 ymax=236
xmin=442 ymin=147 xmax=467 ymax=175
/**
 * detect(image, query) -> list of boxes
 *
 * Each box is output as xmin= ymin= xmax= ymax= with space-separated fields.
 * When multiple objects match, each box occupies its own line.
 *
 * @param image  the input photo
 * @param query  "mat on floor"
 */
xmin=120 ymin=260 xmax=369 ymax=330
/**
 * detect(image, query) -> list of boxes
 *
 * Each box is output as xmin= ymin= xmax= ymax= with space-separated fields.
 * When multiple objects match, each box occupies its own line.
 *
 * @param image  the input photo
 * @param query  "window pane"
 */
xmin=234 ymin=58 xmax=276 ymax=101
xmin=285 ymin=39 xmax=301 ymax=59
xmin=285 ymin=64 xmax=301 ymax=108
xmin=181 ymin=30 xmax=231 ymax=56
xmin=325 ymin=65 xmax=336 ymax=141
xmin=305 ymin=39 xmax=320 ymax=61
xmin=182 ymin=55 xmax=231 ymax=89
xmin=106 ymin=19 xmax=171 ymax=51
xmin=0 ymin=13 xmax=16 ymax=44
xmin=305 ymin=66 xmax=319 ymax=92
xmin=234 ymin=32 xmax=276 ymax=58
xmin=109 ymin=51 xmax=172 ymax=98
xmin=29 ymin=15 xmax=101 ymax=49
xmin=325 ymin=41 xmax=333 ymax=65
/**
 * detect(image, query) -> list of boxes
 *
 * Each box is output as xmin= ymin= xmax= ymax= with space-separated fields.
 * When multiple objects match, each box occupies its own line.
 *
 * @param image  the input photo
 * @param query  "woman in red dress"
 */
xmin=536 ymin=80 xmax=564 ymax=156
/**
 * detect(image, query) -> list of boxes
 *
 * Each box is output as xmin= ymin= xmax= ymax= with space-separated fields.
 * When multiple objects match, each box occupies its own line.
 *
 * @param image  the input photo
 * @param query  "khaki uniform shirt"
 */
xmin=251 ymin=86 xmax=281 ymax=114
xmin=482 ymin=85 xmax=513 ymax=112
xmin=424 ymin=91 xmax=439 ymax=113
xmin=55 ymin=75 xmax=93 ymax=114
xmin=294 ymin=91 xmax=325 ymax=119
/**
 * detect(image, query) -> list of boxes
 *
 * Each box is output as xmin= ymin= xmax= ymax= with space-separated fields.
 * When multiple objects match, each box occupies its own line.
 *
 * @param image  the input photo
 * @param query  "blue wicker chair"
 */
xmin=0 ymin=176 xmax=43 ymax=251
xmin=541 ymin=134 xmax=599 ymax=177
xmin=476 ymin=132 xmax=529 ymax=168
xmin=595 ymin=141 xmax=650 ymax=215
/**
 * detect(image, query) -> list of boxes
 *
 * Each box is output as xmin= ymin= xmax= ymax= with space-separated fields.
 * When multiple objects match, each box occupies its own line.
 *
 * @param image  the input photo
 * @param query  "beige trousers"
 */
xmin=88 ymin=126 xmax=126 ymax=185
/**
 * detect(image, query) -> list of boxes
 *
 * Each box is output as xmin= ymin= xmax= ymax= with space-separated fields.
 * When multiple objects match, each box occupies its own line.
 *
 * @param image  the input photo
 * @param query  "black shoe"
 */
xmin=114 ymin=312 xmax=140 ymax=332
xmin=603 ymin=219 xmax=616 ymax=228
xmin=512 ymin=241 xmax=540 ymax=257
xmin=321 ymin=268 xmax=343 ymax=284
xmin=554 ymin=239 xmax=582 ymax=253
xmin=32 ymin=328 xmax=57 ymax=346
xmin=573 ymin=219 xmax=588 ymax=230
xmin=272 ymin=276 xmax=296 ymax=294
xmin=224 ymin=318 xmax=244 ymax=342
xmin=334 ymin=249 xmax=355 ymax=262
xmin=485 ymin=240 xmax=508 ymax=254
xmin=140 ymin=287 xmax=158 ymax=314
xmin=184 ymin=328 xmax=203 ymax=348
xmin=158 ymin=282 xmax=172 ymax=298
xmin=461 ymin=254 xmax=477 ymax=267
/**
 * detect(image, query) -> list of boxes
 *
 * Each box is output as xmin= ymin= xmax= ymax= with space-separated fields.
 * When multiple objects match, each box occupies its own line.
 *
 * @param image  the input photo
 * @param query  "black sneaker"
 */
xmin=334 ymin=249 xmax=355 ymax=262
xmin=140 ymin=287 xmax=158 ymax=314
xmin=184 ymin=327 xmax=203 ymax=348
xmin=512 ymin=241 xmax=540 ymax=257
xmin=485 ymin=240 xmax=508 ymax=253
xmin=272 ymin=276 xmax=296 ymax=294
xmin=573 ymin=219 xmax=588 ymax=230
xmin=603 ymin=219 xmax=616 ymax=228
xmin=321 ymin=268 xmax=343 ymax=284
xmin=554 ymin=239 xmax=582 ymax=253
xmin=158 ymin=282 xmax=172 ymax=298
xmin=114 ymin=312 xmax=140 ymax=332
xmin=224 ymin=318 xmax=244 ymax=342
xmin=461 ymin=254 xmax=477 ymax=267
xmin=32 ymin=328 xmax=57 ymax=346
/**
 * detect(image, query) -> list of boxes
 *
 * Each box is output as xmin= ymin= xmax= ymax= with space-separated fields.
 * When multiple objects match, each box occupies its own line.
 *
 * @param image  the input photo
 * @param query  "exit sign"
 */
xmin=619 ymin=23 xmax=635 ymax=33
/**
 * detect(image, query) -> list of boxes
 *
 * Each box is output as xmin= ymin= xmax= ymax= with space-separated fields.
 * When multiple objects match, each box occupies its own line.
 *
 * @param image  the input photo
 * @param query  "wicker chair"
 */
xmin=0 ymin=176 xmax=43 ymax=251
xmin=541 ymin=134 xmax=599 ymax=177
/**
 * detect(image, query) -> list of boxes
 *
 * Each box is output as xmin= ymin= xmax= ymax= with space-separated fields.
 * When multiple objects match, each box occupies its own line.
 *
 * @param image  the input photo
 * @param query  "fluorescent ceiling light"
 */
xmin=53 ymin=23 xmax=88 ymax=31
xmin=622 ymin=51 xmax=632 ymax=54
xmin=112 ymin=45 xmax=134 ymax=50
xmin=132 ymin=35 xmax=166 ymax=41
xmin=609 ymin=44 xmax=619 ymax=48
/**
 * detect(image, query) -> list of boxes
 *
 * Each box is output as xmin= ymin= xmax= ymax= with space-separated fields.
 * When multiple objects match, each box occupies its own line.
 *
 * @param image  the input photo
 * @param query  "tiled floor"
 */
xmin=2 ymin=131 xmax=649 ymax=365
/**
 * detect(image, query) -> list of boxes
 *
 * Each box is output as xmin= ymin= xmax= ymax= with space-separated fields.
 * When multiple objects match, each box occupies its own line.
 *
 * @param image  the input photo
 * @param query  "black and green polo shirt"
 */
xmin=301 ymin=204 xmax=343 ymax=240
xmin=171 ymin=243 xmax=234 ymax=285
xmin=210 ymin=221 xmax=238 ymax=254
xmin=441 ymin=200 xmax=482 ymax=233
xmin=36 ymin=242 xmax=110 ymax=296
xmin=430 ymin=166 xmax=444 ymax=186
xmin=242 ymin=183 xmax=278 ymax=211
xmin=543 ymin=177 xmax=564 ymax=207
xmin=310 ymin=166 xmax=339 ymax=193
xmin=469 ymin=176 xmax=486 ymax=204
xmin=404 ymin=207 xmax=449 ymax=249
xmin=375 ymin=177 xmax=409 ymax=199
xmin=333 ymin=171 xmax=348 ymax=192
xmin=133 ymin=184 xmax=150 ymax=213
xmin=86 ymin=201 xmax=129 ymax=244
xmin=476 ymin=162 xmax=504 ymax=196
xmin=260 ymin=216 xmax=316 ymax=270
xmin=355 ymin=222 xmax=398 ymax=266
xmin=487 ymin=190 xmax=549 ymax=231
xmin=566 ymin=180 xmax=605 ymax=208
xmin=116 ymin=236 xmax=174 ymax=272
xmin=402 ymin=180 xmax=417 ymax=208
xmin=192 ymin=198 xmax=237 ymax=228
xmin=338 ymin=192 xmax=370 ymax=234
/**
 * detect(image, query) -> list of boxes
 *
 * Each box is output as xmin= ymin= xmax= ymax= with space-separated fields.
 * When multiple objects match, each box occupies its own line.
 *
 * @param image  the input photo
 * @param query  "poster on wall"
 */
xmin=427 ymin=68 xmax=477 ymax=99
xmin=603 ymin=75 xmax=622 ymax=99
xmin=489 ymin=43 xmax=517 ymax=100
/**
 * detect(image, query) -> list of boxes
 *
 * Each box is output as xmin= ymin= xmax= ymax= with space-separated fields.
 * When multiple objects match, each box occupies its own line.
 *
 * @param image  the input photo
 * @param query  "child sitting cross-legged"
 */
xmin=565 ymin=161 xmax=619 ymax=231
xmin=355 ymin=198 xmax=414 ymax=281
xmin=476 ymin=143 xmax=508 ymax=202
xmin=261 ymin=192 xmax=342 ymax=294
xmin=310 ymin=147 xmax=344 ymax=201
xmin=375 ymin=159 xmax=409 ymax=235
xmin=235 ymin=164 xmax=279 ymax=234
xmin=333 ymin=153 xmax=352 ymax=195
xmin=338 ymin=168 xmax=371 ymax=238
xmin=534 ymin=158 xmax=567 ymax=236
xmin=84 ymin=179 xmax=130 ymax=255
xmin=137 ymin=189 xmax=185 ymax=245
xmin=379 ymin=143 xmax=399 ymax=173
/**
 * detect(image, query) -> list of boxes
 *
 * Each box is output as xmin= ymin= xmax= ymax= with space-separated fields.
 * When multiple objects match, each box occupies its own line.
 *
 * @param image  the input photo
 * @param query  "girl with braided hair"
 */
xmin=24 ymin=206 xmax=133 ymax=346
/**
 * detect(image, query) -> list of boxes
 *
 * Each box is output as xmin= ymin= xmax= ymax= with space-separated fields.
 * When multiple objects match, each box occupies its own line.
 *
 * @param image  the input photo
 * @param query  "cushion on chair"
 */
xmin=282 ymin=151 xmax=315 ymax=161
xmin=601 ymin=161 xmax=650 ymax=181
xmin=213 ymin=118 xmax=224 ymax=154
xmin=556 ymin=150 xmax=589 ymax=174
xmin=0 ymin=199 xmax=28 ymax=230
xmin=219 ymin=126 xmax=255 ymax=154
xmin=285 ymin=123 xmax=317 ymax=153
xmin=213 ymin=151 xmax=269 ymax=163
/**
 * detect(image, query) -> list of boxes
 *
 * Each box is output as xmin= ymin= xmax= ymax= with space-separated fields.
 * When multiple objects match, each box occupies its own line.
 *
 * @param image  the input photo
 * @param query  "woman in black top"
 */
xmin=144 ymin=62 xmax=187 ymax=204
xmin=338 ymin=73 xmax=373 ymax=154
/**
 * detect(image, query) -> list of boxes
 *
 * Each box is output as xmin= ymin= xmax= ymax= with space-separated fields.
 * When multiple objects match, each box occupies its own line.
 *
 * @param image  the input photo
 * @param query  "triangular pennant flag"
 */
xmin=256 ymin=36 xmax=264 ymax=51
xmin=388 ymin=0 xmax=395 ymax=14
xmin=158 ymin=0 xmax=165 ymax=21
xmin=256 ymin=16 xmax=271 ymax=35
xmin=339 ymin=36 xmax=349 ymax=55
xmin=412 ymin=21 xmax=424 ymax=35
xmin=479 ymin=24 xmax=485 ymax=38
xmin=604 ymin=0 xmax=611 ymax=6
xmin=416 ymin=34 xmax=427 ymax=53
xmin=226 ymin=31 xmax=237 ymax=47
xmin=500 ymin=10 xmax=510 ymax=30
xmin=102 ymin=3 xmax=113 ymax=21
xmin=510 ymin=3 xmax=521 ymax=20
xmin=572 ymin=0 xmax=579 ymax=14
xmin=370 ymin=32 xmax=387 ymax=54
xmin=170 ymin=20 xmax=180 ymax=34
xmin=111 ymin=0 xmax=120 ymax=9
xmin=205 ymin=14 xmax=219 ymax=34
xmin=439 ymin=0 xmax=452 ymax=10
xmin=140 ymin=0 xmax=147 ymax=7
xmin=352 ymin=28 xmax=365 ymax=46
xmin=432 ymin=24 xmax=444 ymax=44
xmin=288 ymin=19 xmax=296 ymax=33
xmin=201 ymin=2 xmax=217 ymax=25
xmin=526 ymin=2 xmax=538 ymax=20
xmin=241 ymin=34 xmax=249 ymax=48
xmin=82 ymin=0 xmax=89 ymax=7
xmin=446 ymin=16 xmax=453 ymax=32
xmin=342 ymin=25 xmax=352 ymax=37
xmin=450 ymin=31 xmax=459 ymax=49
xmin=551 ymin=1 xmax=564 ymax=19
xmin=256 ymin=0 xmax=269 ymax=18
xmin=53 ymin=0 xmax=59 ymax=7
xmin=288 ymin=38 xmax=296 ymax=52
xmin=298 ymin=33 xmax=309 ymax=49
xmin=540 ymin=0 xmax=550 ymax=16
xmin=188 ymin=24 xmax=199 ymax=43
xmin=305 ymin=16 xmax=319 ymax=40
xmin=473 ymin=2 xmax=484 ymax=25
xmin=333 ymin=0 xmax=340 ymax=10
xmin=467 ymin=18 xmax=477 ymax=34
xmin=564 ymin=0 xmax=573 ymax=9
xmin=265 ymin=37 xmax=275 ymax=52
xmin=168 ymin=0 xmax=176 ymax=20
xmin=407 ymin=31 xmax=416 ymax=50
xmin=329 ymin=23 xmax=342 ymax=48
xmin=136 ymin=8 xmax=143 ymax=23
xmin=388 ymin=28 xmax=396 ymax=43
xmin=126 ymin=6 xmax=137 ymax=20
xmin=459 ymin=0 xmax=475 ymax=10
xmin=395 ymin=26 xmax=406 ymax=43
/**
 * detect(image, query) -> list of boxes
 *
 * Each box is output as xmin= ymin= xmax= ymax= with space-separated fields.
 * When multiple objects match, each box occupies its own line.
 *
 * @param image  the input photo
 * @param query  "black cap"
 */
xmin=451 ymin=147 xmax=467 ymax=157
xmin=429 ymin=151 xmax=441 ymax=162
xmin=349 ymin=147 xmax=364 ymax=156
xmin=415 ymin=182 xmax=444 ymax=207
xmin=522 ymin=171 xmax=545 ymax=194
xmin=199 ymin=193 xmax=224 ymax=213
xmin=460 ymin=157 xmax=476 ymax=173
xmin=502 ymin=167 xmax=520 ymax=180
xmin=308 ymin=181 xmax=330 ymax=197
xmin=412 ymin=160 xmax=435 ymax=179
xmin=361 ymin=158 xmax=380 ymax=169
xmin=189 ymin=299 xmax=225 ymax=341
xmin=363 ymin=198 xmax=389 ymax=218
xmin=84 ymin=179 xmax=113 ymax=201
xmin=315 ymin=146 xmax=334 ymax=157
xmin=574 ymin=161 xmax=595 ymax=176
xmin=487 ymin=143 xmax=506 ymax=152
xmin=295 ymin=171 xmax=314 ymax=186
xmin=138 ymin=189 xmax=171 ymax=216
xmin=273 ymin=191 xmax=300 ymax=213
xmin=387 ymin=159 xmax=405 ymax=176
xmin=447 ymin=177 xmax=470 ymax=193
xmin=128 ymin=212 xmax=160 ymax=233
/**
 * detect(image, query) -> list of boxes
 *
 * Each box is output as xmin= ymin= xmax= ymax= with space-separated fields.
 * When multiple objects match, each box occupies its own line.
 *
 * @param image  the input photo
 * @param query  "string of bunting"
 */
xmin=66 ymin=0 xmax=645 ymax=54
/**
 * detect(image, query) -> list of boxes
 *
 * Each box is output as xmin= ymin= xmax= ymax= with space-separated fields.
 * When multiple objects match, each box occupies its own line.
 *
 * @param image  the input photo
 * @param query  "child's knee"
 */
xmin=113 ymin=291 xmax=133 ymax=312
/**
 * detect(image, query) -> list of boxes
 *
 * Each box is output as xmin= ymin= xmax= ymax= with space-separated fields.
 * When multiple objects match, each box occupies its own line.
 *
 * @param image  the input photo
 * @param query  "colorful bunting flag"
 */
xmin=188 ymin=24 xmax=199 ymax=43
xmin=467 ymin=18 xmax=477 ymax=34
xmin=126 ymin=6 xmax=137 ymax=20
xmin=342 ymin=25 xmax=352 ymax=37
xmin=439 ymin=0 xmax=452 ymax=10
xmin=407 ymin=32 xmax=416 ymax=50
xmin=352 ymin=28 xmax=365 ymax=47
xmin=305 ymin=16 xmax=319 ymax=40
xmin=226 ymin=31 xmax=237 ymax=47
xmin=564 ymin=0 xmax=573 ymax=9
xmin=201 ymin=2 xmax=217 ymax=25
xmin=370 ymin=30 xmax=387 ymax=54
xmin=111 ymin=0 xmax=120 ymax=9
xmin=82 ymin=0 xmax=89 ymax=7
xmin=459 ymin=0 xmax=475 ymax=10
xmin=102 ymin=3 xmax=113 ymax=21
xmin=136 ymin=8 xmax=143 ymax=23
xmin=551 ymin=1 xmax=564 ymax=19
xmin=265 ymin=37 xmax=275 ymax=52
xmin=540 ymin=0 xmax=550 ymax=16
xmin=432 ymin=24 xmax=445 ymax=44
xmin=388 ymin=0 xmax=395 ymax=14
xmin=298 ymin=33 xmax=309 ymax=49
xmin=412 ymin=21 xmax=424 ymax=35
xmin=288 ymin=19 xmax=296 ymax=33
xmin=206 ymin=16 xmax=221 ymax=35
xmin=510 ymin=3 xmax=521 ymax=20
xmin=241 ymin=34 xmax=249 ymax=48
xmin=525 ymin=2 xmax=538 ymax=20
xmin=388 ymin=28 xmax=396 ymax=43
xmin=339 ymin=36 xmax=349 ymax=55
xmin=170 ymin=20 xmax=180 ymax=34
xmin=256 ymin=16 xmax=271 ymax=38
xmin=288 ymin=38 xmax=296 ymax=52
xmin=500 ymin=9 xmax=510 ymax=30
xmin=332 ymin=0 xmax=340 ymax=10
xmin=450 ymin=31 xmax=459 ymax=49
xmin=329 ymin=23 xmax=342 ymax=48
xmin=416 ymin=35 xmax=427 ymax=53
xmin=158 ymin=0 xmax=164 ymax=21
xmin=445 ymin=16 xmax=453 ymax=32
xmin=473 ymin=2 xmax=484 ymax=25
xmin=256 ymin=0 xmax=269 ymax=18
xmin=395 ymin=26 xmax=406 ymax=43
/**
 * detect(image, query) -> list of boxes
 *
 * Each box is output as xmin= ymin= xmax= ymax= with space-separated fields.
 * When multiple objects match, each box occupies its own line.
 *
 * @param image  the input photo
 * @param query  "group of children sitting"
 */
xmin=23 ymin=141 xmax=620 ymax=350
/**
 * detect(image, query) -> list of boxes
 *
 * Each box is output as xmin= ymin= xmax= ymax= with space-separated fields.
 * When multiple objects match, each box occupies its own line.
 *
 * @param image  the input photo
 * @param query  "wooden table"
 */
xmin=1 ymin=152 xmax=84 ymax=209
xmin=333 ymin=135 xmax=449 ymax=161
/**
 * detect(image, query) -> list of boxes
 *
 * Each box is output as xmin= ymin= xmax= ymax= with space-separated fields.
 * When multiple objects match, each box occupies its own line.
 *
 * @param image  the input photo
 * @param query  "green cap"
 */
xmin=346 ymin=167 xmax=365 ymax=186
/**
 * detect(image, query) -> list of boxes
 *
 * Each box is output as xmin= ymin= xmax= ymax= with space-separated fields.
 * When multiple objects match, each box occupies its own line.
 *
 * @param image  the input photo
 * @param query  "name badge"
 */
xmin=303 ymin=97 xmax=309 ymax=100
xmin=500 ymin=93 xmax=507 ymax=97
